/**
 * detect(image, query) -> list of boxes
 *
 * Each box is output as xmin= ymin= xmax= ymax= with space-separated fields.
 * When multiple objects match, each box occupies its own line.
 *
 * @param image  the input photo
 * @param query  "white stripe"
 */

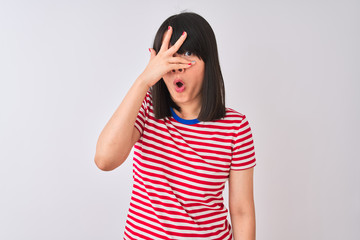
xmin=146 ymin=119 xmax=234 ymax=147
xmin=141 ymin=132 xmax=232 ymax=162
xmin=133 ymin=156 xmax=227 ymax=193
xmin=231 ymin=161 xmax=256 ymax=170
xmin=128 ymin=198 xmax=231 ymax=239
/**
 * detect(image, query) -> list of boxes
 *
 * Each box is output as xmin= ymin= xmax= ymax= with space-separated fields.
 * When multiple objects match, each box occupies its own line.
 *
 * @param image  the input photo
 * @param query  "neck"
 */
xmin=173 ymin=100 xmax=201 ymax=120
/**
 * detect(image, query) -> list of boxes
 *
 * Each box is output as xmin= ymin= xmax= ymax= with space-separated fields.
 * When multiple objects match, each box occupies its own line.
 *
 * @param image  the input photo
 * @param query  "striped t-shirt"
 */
xmin=123 ymin=90 xmax=256 ymax=240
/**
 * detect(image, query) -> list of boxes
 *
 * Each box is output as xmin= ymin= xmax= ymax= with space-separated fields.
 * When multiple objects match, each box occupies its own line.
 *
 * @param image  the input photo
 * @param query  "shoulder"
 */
xmin=221 ymin=107 xmax=252 ymax=133
xmin=224 ymin=107 xmax=247 ymax=122
xmin=142 ymin=89 xmax=153 ymax=107
xmin=145 ymin=89 xmax=153 ymax=100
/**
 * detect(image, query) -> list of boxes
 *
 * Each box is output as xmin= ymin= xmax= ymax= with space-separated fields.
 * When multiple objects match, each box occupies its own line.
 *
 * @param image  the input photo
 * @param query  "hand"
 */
xmin=140 ymin=26 xmax=195 ymax=88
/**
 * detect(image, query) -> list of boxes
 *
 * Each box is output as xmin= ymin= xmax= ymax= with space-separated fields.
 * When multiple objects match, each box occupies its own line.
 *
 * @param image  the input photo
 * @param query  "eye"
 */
xmin=184 ymin=51 xmax=192 ymax=57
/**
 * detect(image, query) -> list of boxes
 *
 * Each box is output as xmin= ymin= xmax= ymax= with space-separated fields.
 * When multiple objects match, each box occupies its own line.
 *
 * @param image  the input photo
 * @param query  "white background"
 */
xmin=1 ymin=0 xmax=359 ymax=239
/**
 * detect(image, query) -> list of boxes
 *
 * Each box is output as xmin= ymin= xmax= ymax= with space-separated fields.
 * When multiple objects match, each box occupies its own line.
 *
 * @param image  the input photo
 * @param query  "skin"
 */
xmin=162 ymin=43 xmax=205 ymax=120
xmin=144 ymin=26 xmax=194 ymax=90
xmin=146 ymin=26 xmax=205 ymax=120
xmin=142 ymin=26 xmax=256 ymax=239
xmin=229 ymin=167 xmax=256 ymax=240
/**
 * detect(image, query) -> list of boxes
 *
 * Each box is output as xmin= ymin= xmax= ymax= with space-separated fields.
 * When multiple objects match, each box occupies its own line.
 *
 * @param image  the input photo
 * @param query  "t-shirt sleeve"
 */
xmin=230 ymin=115 xmax=257 ymax=171
xmin=134 ymin=90 xmax=151 ymax=136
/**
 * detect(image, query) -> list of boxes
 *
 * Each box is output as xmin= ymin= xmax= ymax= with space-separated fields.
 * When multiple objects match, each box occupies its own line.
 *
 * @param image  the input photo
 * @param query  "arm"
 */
xmin=94 ymin=26 xmax=193 ymax=171
xmin=229 ymin=167 xmax=256 ymax=240
xmin=94 ymin=78 xmax=149 ymax=171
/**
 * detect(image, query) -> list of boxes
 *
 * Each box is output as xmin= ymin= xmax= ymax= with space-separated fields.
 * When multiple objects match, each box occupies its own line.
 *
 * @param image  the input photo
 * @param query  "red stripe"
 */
xmin=123 ymin=90 xmax=256 ymax=239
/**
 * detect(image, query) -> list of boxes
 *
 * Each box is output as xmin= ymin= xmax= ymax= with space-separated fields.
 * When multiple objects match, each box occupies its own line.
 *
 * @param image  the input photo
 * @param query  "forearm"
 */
xmin=95 ymin=76 xmax=149 ymax=169
xmin=230 ymin=211 xmax=256 ymax=240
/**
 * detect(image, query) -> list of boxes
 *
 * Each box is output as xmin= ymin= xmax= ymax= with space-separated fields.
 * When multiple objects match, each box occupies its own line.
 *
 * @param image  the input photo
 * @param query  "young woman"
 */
xmin=95 ymin=12 xmax=257 ymax=240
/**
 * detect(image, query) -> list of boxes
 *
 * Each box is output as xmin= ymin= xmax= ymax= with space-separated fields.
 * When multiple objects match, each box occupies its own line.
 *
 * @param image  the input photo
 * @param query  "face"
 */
xmin=162 ymin=49 xmax=205 ymax=108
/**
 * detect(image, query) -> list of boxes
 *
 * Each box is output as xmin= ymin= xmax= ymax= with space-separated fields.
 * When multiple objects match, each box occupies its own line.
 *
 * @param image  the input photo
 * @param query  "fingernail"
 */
xmin=148 ymin=48 xmax=151 ymax=52
xmin=188 ymin=63 xmax=192 ymax=65
xmin=182 ymin=31 xmax=186 ymax=36
xmin=168 ymin=26 xmax=171 ymax=30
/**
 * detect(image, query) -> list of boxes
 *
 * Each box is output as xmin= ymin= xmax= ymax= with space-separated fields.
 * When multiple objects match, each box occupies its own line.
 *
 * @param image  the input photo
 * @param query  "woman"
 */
xmin=95 ymin=12 xmax=257 ymax=240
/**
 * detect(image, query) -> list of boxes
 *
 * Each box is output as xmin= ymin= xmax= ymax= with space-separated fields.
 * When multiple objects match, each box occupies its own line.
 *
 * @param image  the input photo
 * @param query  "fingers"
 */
xmin=168 ymin=57 xmax=193 ymax=64
xmin=159 ymin=26 xmax=173 ymax=53
xmin=148 ymin=48 xmax=156 ymax=60
xmin=168 ymin=31 xmax=187 ymax=55
xmin=169 ymin=62 xmax=195 ymax=70
xmin=159 ymin=26 xmax=188 ymax=55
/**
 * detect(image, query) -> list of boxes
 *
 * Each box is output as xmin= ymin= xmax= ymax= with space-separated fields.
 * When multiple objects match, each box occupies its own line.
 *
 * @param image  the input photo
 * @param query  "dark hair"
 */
xmin=151 ymin=12 xmax=226 ymax=121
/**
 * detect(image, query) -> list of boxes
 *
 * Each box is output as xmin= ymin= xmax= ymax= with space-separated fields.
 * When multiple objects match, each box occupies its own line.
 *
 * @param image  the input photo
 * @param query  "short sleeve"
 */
xmin=230 ymin=115 xmax=257 ymax=171
xmin=134 ymin=90 xmax=151 ymax=136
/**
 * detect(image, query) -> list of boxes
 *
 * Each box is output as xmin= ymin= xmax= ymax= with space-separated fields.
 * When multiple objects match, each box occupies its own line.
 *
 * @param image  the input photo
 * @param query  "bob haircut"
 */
xmin=151 ymin=12 xmax=226 ymax=121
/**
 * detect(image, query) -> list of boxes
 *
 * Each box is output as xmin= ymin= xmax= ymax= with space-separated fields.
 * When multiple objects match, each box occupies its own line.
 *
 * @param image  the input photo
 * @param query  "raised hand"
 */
xmin=140 ymin=26 xmax=195 ymax=88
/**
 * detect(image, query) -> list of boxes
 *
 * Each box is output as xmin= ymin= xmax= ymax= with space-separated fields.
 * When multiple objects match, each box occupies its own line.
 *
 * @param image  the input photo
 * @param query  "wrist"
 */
xmin=135 ymin=75 xmax=151 ymax=91
xmin=137 ymin=71 xmax=158 ymax=89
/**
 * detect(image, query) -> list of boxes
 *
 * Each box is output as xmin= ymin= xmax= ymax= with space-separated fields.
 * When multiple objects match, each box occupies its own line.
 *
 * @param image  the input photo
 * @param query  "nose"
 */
xmin=171 ymin=68 xmax=184 ymax=73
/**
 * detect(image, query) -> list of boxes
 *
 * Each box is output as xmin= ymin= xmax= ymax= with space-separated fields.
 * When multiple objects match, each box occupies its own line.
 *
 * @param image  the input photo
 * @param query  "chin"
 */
xmin=170 ymin=92 xmax=188 ymax=102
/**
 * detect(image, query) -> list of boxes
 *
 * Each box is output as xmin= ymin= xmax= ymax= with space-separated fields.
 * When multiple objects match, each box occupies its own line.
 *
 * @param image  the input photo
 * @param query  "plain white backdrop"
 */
xmin=1 ymin=0 xmax=359 ymax=239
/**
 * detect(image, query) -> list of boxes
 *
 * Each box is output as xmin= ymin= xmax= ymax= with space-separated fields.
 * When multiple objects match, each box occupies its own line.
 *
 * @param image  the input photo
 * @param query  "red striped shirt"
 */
xmin=123 ymin=90 xmax=256 ymax=240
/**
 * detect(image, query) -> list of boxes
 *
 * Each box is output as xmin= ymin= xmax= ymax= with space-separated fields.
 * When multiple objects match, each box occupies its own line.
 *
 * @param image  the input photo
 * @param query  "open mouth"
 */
xmin=174 ymin=79 xmax=185 ymax=93
xmin=176 ymin=82 xmax=183 ymax=88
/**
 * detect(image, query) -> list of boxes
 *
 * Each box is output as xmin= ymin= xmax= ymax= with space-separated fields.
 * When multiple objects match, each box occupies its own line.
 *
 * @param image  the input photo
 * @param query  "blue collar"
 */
xmin=170 ymin=107 xmax=200 ymax=125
